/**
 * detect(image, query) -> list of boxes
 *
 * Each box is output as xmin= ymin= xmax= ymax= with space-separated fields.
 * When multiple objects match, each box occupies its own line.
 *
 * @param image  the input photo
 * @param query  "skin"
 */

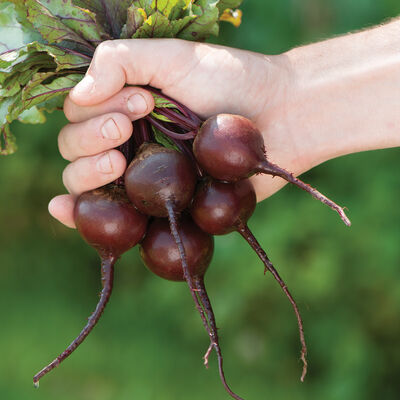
xmin=49 ymin=19 xmax=400 ymax=228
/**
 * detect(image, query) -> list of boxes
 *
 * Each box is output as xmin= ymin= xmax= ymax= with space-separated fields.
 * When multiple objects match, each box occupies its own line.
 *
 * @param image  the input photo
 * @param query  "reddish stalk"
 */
xmin=154 ymin=107 xmax=199 ymax=131
xmin=144 ymin=86 xmax=203 ymax=125
xmin=236 ymin=223 xmax=308 ymax=381
xmin=165 ymin=201 xmax=214 ymax=343
xmin=193 ymin=276 xmax=245 ymax=400
xmin=145 ymin=115 xmax=196 ymax=140
xmin=33 ymin=256 xmax=116 ymax=387
xmin=259 ymin=161 xmax=351 ymax=226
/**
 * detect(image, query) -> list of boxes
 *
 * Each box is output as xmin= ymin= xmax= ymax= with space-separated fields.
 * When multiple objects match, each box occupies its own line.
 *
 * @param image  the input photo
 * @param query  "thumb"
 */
xmin=69 ymin=39 xmax=195 ymax=106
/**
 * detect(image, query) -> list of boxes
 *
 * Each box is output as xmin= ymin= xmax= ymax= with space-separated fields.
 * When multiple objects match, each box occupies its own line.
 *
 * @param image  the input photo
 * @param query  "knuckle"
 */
xmin=63 ymin=96 xmax=75 ymax=122
xmin=62 ymin=166 xmax=72 ymax=193
xmin=57 ymin=127 xmax=70 ymax=160
xmin=95 ymin=40 xmax=115 ymax=60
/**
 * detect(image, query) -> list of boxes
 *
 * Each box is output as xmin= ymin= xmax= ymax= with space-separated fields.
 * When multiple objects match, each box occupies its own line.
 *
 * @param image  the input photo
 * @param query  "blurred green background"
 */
xmin=1 ymin=1 xmax=400 ymax=399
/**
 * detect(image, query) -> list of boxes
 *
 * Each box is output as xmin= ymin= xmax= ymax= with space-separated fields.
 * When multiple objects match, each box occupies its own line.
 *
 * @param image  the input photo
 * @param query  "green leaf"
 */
xmin=25 ymin=0 xmax=94 ymax=49
xmin=177 ymin=0 xmax=220 ymax=41
xmin=152 ymin=0 xmax=180 ymax=18
xmin=0 ymin=1 xmax=43 ymax=54
xmin=0 ymin=74 xmax=23 ymax=97
xmin=73 ymin=0 xmax=133 ymax=38
xmin=152 ymin=127 xmax=180 ymax=151
xmin=150 ymin=110 xmax=173 ymax=123
xmin=170 ymin=14 xmax=197 ymax=36
xmin=0 ymin=124 xmax=16 ymax=155
xmin=21 ymin=73 xmax=82 ymax=111
xmin=0 ymin=42 xmax=89 ymax=83
xmin=169 ymin=0 xmax=192 ymax=20
xmin=18 ymin=106 xmax=46 ymax=124
xmin=152 ymin=93 xmax=179 ymax=109
xmin=133 ymin=11 xmax=174 ymax=38
xmin=120 ymin=5 xmax=146 ymax=39
xmin=32 ymin=0 xmax=108 ymax=45
xmin=131 ymin=0 xmax=153 ymax=16
xmin=216 ymin=0 xmax=243 ymax=15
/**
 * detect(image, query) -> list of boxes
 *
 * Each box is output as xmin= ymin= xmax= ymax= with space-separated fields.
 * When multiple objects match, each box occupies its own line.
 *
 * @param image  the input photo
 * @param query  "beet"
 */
xmin=124 ymin=143 xmax=207 ymax=340
xmin=124 ymin=143 xmax=197 ymax=218
xmin=33 ymin=185 xmax=148 ymax=386
xmin=140 ymin=216 xmax=213 ymax=281
xmin=191 ymin=179 xmax=307 ymax=380
xmin=193 ymin=114 xmax=351 ymax=226
xmin=140 ymin=216 xmax=244 ymax=400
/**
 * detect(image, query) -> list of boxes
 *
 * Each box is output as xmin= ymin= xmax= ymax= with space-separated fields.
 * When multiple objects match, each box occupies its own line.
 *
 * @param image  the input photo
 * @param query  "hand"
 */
xmin=49 ymin=20 xmax=400 ymax=228
xmin=49 ymin=39 xmax=292 ymax=228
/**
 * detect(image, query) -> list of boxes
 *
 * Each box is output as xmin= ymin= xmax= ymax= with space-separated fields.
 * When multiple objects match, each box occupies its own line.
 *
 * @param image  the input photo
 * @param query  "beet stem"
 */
xmin=139 ymin=119 xmax=151 ymax=142
xmin=144 ymin=86 xmax=203 ymax=125
xmin=165 ymin=201 xmax=214 ymax=344
xmin=194 ymin=276 xmax=245 ymax=400
xmin=145 ymin=115 xmax=196 ymax=140
xmin=237 ymin=223 xmax=308 ymax=381
xmin=33 ymin=256 xmax=116 ymax=386
xmin=259 ymin=161 xmax=351 ymax=226
xmin=155 ymin=107 xmax=199 ymax=131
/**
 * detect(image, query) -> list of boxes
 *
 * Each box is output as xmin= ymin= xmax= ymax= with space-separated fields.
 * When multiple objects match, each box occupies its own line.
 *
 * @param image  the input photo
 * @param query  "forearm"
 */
xmin=267 ymin=18 xmax=400 ymax=171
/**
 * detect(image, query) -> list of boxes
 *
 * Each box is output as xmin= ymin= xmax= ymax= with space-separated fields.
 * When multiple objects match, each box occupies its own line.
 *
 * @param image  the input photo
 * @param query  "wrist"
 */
xmin=275 ymin=20 xmax=400 ymax=172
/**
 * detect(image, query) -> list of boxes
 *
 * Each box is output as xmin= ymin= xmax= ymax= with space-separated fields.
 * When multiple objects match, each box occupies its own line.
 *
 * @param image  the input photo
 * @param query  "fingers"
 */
xmin=58 ymin=112 xmax=133 ymax=161
xmin=49 ymin=195 xmax=76 ymax=229
xmin=62 ymin=150 xmax=126 ymax=197
xmin=69 ymin=39 xmax=195 ymax=106
xmin=64 ymin=86 xmax=154 ymax=123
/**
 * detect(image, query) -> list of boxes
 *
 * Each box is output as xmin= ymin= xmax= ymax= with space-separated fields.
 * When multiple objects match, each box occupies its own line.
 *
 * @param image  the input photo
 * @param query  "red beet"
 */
xmin=33 ymin=185 xmax=148 ymax=386
xmin=140 ymin=216 xmax=244 ymax=400
xmin=124 ymin=143 xmax=197 ymax=218
xmin=193 ymin=114 xmax=351 ymax=226
xmin=124 ymin=143 xmax=207 ymax=331
xmin=140 ymin=216 xmax=213 ymax=281
xmin=191 ymin=179 xmax=307 ymax=380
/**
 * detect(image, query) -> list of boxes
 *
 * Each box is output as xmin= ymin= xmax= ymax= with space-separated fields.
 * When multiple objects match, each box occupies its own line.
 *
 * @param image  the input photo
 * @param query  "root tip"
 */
xmin=33 ymin=380 xmax=39 ymax=389
xmin=300 ymin=353 xmax=308 ymax=382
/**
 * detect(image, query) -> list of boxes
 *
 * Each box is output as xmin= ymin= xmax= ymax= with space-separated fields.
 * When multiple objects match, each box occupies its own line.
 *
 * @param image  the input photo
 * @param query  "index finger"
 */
xmin=68 ymin=39 xmax=193 ymax=106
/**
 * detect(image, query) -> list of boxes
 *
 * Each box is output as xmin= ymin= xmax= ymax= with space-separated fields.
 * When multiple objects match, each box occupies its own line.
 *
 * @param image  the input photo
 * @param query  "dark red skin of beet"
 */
xmin=191 ymin=179 xmax=257 ymax=235
xmin=74 ymin=185 xmax=148 ymax=257
xmin=140 ymin=216 xmax=214 ymax=282
xmin=193 ymin=114 xmax=265 ymax=182
xmin=124 ymin=143 xmax=197 ymax=217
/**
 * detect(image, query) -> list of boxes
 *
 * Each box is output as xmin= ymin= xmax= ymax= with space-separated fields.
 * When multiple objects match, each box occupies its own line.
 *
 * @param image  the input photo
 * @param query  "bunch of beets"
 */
xmin=33 ymin=87 xmax=351 ymax=399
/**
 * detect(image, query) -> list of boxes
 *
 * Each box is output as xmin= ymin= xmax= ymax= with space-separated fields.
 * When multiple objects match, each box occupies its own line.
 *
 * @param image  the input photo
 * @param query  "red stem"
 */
xmin=194 ymin=276 xmax=245 ymax=400
xmin=144 ymin=86 xmax=203 ymax=125
xmin=33 ymin=256 xmax=116 ymax=387
xmin=165 ymin=202 xmax=214 ymax=345
xmin=236 ymin=223 xmax=308 ymax=382
xmin=145 ymin=115 xmax=196 ymax=140
xmin=259 ymin=160 xmax=351 ymax=226
xmin=154 ymin=107 xmax=199 ymax=131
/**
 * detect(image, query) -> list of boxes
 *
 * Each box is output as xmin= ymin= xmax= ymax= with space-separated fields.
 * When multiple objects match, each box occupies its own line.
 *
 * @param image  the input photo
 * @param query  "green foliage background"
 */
xmin=1 ymin=1 xmax=400 ymax=399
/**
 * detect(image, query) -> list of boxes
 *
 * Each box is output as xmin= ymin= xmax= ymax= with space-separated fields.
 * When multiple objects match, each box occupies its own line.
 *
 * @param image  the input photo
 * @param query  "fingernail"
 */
xmin=73 ymin=75 xmax=94 ymax=96
xmin=96 ymin=152 xmax=113 ymax=174
xmin=127 ymin=93 xmax=148 ymax=114
xmin=101 ymin=118 xmax=121 ymax=140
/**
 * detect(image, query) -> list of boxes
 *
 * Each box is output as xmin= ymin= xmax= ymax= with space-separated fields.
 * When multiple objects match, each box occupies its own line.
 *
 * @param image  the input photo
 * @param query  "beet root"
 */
xmin=140 ymin=216 xmax=244 ymax=400
xmin=124 ymin=143 xmax=197 ymax=218
xmin=124 ymin=143 xmax=214 ymax=378
xmin=33 ymin=185 xmax=148 ymax=387
xmin=140 ymin=216 xmax=213 ymax=281
xmin=193 ymin=114 xmax=351 ymax=226
xmin=191 ymin=179 xmax=308 ymax=380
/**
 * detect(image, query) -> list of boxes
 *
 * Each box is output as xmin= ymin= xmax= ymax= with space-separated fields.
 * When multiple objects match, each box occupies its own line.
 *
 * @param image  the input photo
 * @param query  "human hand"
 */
xmin=49 ymin=39 xmax=297 ymax=228
xmin=51 ymin=22 xmax=400 ymax=229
